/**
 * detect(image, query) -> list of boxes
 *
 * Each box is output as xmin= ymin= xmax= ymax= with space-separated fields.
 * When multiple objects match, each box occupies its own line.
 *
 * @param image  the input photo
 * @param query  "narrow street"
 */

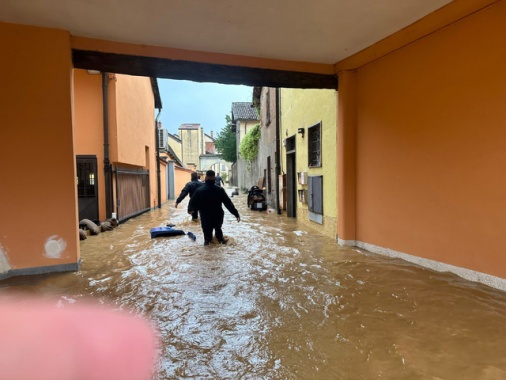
xmin=2 ymin=193 xmax=506 ymax=379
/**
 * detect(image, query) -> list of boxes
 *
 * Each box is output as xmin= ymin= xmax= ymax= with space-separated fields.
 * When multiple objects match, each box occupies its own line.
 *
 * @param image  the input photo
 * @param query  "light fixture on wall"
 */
xmin=298 ymin=128 xmax=305 ymax=137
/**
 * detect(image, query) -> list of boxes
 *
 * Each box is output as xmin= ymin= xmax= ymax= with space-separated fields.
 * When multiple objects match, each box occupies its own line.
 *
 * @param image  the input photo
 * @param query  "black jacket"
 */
xmin=188 ymin=180 xmax=239 ymax=222
xmin=176 ymin=179 xmax=203 ymax=204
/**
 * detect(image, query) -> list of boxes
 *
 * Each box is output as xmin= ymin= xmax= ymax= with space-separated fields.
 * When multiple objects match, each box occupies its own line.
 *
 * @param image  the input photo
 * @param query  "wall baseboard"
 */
xmin=338 ymin=240 xmax=506 ymax=292
xmin=0 ymin=261 xmax=80 ymax=281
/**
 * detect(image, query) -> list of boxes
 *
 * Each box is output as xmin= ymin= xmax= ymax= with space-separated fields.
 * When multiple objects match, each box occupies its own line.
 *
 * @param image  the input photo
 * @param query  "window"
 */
xmin=77 ymin=161 xmax=96 ymax=198
xmin=308 ymin=122 xmax=322 ymax=167
xmin=285 ymin=136 xmax=296 ymax=152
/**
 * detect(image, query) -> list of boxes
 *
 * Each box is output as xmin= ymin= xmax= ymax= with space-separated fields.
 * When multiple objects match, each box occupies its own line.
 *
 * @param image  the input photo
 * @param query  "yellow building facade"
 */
xmin=280 ymin=89 xmax=338 ymax=238
xmin=178 ymin=124 xmax=205 ymax=170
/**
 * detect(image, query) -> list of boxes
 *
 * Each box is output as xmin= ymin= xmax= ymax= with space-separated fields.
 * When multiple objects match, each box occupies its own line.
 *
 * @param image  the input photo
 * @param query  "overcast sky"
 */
xmin=157 ymin=79 xmax=253 ymax=137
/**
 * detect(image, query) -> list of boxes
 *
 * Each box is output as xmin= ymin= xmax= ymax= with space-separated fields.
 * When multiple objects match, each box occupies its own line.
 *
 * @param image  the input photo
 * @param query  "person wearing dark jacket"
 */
xmin=188 ymin=170 xmax=240 ymax=245
xmin=175 ymin=172 xmax=203 ymax=220
xmin=215 ymin=174 xmax=224 ymax=187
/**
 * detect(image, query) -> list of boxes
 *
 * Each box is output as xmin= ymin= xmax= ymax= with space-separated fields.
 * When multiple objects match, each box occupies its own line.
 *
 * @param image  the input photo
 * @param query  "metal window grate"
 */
xmin=77 ymin=161 xmax=96 ymax=198
xmin=308 ymin=122 xmax=321 ymax=167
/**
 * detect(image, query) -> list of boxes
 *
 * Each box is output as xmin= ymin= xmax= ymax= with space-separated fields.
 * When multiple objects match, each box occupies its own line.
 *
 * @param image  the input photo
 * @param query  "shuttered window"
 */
xmin=308 ymin=175 xmax=323 ymax=215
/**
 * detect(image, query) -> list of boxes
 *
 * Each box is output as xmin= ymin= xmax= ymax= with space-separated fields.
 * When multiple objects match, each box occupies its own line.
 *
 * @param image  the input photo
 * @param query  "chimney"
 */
xmin=157 ymin=121 xmax=162 ymax=129
xmin=211 ymin=130 xmax=214 ymax=139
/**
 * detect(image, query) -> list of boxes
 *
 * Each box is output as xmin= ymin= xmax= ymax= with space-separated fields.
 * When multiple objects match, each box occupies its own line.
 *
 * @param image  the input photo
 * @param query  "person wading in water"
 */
xmin=215 ymin=173 xmax=224 ymax=187
xmin=188 ymin=170 xmax=240 ymax=245
xmin=175 ymin=172 xmax=203 ymax=221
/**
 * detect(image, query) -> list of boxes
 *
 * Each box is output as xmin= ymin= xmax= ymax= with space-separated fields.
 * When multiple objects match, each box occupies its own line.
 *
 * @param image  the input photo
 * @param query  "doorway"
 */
xmin=285 ymin=136 xmax=297 ymax=217
xmin=76 ymin=155 xmax=99 ymax=222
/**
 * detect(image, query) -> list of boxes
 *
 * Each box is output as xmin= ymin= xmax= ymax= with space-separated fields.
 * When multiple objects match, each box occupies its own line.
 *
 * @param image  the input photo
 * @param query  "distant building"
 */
xmin=254 ymin=87 xmax=278 ymax=210
xmin=74 ymin=70 xmax=163 ymax=223
xmin=178 ymin=123 xmax=206 ymax=170
xmin=157 ymin=122 xmax=193 ymax=201
xmin=230 ymin=102 xmax=260 ymax=190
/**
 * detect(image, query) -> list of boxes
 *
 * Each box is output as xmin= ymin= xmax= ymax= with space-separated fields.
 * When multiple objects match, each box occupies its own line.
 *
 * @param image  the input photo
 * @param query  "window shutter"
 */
xmin=309 ymin=176 xmax=323 ymax=214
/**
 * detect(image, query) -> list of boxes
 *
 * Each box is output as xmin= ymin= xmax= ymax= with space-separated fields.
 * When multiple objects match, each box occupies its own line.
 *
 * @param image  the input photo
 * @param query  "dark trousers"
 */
xmin=201 ymin=219 xmax=224 ymax=243
xmin=188 ymin=208 xmax=199 ymax=220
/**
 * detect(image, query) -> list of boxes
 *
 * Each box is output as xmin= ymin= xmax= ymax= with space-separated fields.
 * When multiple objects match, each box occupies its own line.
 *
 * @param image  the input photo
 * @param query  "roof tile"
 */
xmin=231 ymin=102 xmax=258 ymax=121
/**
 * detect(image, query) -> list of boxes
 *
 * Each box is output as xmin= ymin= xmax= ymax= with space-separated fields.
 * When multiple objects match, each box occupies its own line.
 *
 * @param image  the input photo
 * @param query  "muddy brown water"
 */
xmin=2 ymin=195 xmax=506 ymax=379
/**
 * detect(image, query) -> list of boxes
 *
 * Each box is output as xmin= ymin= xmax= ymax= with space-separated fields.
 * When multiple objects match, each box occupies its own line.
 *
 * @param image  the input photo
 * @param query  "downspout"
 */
xmin=102 ymin=72 xmax=112 ymax=218
xmin=155 ymin=109 xmax=162 ymax=208
xmin=275 ymin=88 xmax=282 ymax=215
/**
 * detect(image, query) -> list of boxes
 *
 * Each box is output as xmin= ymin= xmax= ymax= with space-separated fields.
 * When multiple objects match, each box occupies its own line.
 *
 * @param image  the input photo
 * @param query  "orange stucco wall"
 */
xmin=113 ymin=74 xmax=158 ymax=206
xmin=0 ymin=22 xmax=78 ymax=271
xmin=73 ymin=69 xmax=108 ymax=220
xmin=174 ymin=167 xmax=193 ymax=200
xmin=341 ymin=0 xmax=506 ymax=278
xmin=74 ymin=72 xmax=159 ymax=218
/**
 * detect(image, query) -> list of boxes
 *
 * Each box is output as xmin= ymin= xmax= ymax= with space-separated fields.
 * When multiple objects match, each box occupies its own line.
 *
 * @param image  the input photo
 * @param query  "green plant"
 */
xmin=239 ymin=124 xmax=261 ymax=164
xmin=214 ymin=115 xmax=237 ymax=163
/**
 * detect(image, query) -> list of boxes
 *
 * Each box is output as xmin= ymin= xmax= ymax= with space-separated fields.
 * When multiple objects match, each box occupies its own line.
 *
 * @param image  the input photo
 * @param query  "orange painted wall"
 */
xmin=350 ymin=1 xmax=506 ymax=278
xmin=73 ymin=69 xmax=107 ymax=220
xmin=113 ymin=74 xmax=158 ymax=205
xmin=74 ymin=72 xmax=159 ymax=216
xmin=0 ymin=22 xmax=78 ymax=270
xmin=174 ymin=167 xmax=193 ymax=200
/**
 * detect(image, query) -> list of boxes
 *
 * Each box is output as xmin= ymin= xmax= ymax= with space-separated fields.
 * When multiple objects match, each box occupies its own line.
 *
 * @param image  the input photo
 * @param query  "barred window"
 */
xmin=308 ymin=122 xmax=322 ymax=167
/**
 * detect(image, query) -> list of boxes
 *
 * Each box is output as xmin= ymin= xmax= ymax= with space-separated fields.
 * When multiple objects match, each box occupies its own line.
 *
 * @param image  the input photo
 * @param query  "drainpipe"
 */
xmin=275 ymin=88 xmax=282 ymax=215
xmin=102 ymin=72 xmax=112 ymax=218
xmin=155 ymin=109 xmax=162 ymax=208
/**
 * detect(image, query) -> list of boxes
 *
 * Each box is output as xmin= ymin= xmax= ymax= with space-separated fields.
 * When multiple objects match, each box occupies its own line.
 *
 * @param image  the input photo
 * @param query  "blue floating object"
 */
xmin=187 ymin=232 xmax=197 ymax=241
xmin=150 ymin=227 xmax=186 ymax=238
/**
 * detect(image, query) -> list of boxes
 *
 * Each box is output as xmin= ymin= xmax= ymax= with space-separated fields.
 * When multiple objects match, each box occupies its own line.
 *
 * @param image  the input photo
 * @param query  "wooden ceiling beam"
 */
xmin=72 ymin=50 xmax=338 ymax=90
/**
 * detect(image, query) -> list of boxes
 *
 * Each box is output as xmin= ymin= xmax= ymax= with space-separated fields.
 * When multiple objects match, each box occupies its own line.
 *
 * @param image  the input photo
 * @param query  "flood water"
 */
xmin=2 ymin=194 xmax=506 ymax=379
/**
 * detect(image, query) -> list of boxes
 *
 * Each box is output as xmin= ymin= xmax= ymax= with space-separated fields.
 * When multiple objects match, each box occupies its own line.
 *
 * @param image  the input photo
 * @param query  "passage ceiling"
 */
xmin=1 ymin=0 xmax=452 ymax=65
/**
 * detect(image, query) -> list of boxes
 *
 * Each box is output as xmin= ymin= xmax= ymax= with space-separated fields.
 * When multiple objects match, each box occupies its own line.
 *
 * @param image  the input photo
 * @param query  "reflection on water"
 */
xmin=2 ymin=195 xmax=506 ymax=379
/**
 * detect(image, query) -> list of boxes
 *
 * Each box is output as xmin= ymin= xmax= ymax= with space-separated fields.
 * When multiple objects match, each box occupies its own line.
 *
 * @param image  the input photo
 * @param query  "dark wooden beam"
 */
xmin=72 ymin=50 xmax=338 ymax=90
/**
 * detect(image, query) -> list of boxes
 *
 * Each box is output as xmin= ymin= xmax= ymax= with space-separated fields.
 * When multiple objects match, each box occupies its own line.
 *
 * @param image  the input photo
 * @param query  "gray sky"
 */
xmin=158 ymin=79 xmax=253 ymax=137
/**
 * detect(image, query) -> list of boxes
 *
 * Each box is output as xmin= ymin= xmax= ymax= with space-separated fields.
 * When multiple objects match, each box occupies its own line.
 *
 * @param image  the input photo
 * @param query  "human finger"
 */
xmin=0 ymin=297 xmax=158 ymax=380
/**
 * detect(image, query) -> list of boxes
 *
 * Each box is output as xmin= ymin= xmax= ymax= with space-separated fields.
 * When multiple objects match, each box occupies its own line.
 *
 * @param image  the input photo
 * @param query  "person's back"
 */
xmin=175 ymin=172 xmax=203 ymax=220
xmin=215 ymin=174 xmax=224 ymax=187
xmin=189 ymin=170 xmax=239 ymax=245
xmin=194 ymin=182 xmax=228 ymax=218
xmin=186 ymin=179 xmax=203 ymax=197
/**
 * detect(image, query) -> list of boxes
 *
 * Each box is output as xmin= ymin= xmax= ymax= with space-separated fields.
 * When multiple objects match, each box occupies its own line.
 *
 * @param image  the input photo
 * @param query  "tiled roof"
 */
xmin=179 ymin=123 xmax=200 ymax=130
xmin=231 ymin=102 xmax=258 ymax=121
